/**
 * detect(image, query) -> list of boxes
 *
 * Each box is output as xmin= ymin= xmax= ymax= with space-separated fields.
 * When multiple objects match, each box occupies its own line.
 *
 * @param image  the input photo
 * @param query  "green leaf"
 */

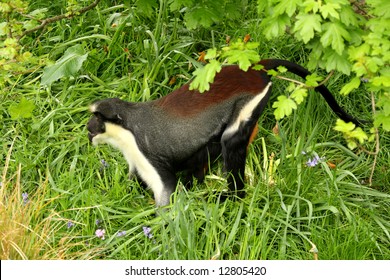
xmin=333 ymin=119 xmax=368 ymax=149
xmin=261 ymin=14 xmax=290 ymax=40
xmin=302 ymin=0 xmax=320 ymax=13
xmin=319 ymin=2 xmax=340 ymax=19
xmin=274 ymin=0 xmax=298 ymax=17
xmin=340 ymin=77 xmax=361 ymax=95
xmin=320 ymin=22 xmax=350 ymax=55
xmin=349 ymin=127 xmax=368 ymax=144
xmin=334 ymin=119 xmax=356 ymax=133
xmin=374 ymin=93 xmax=390 ymax=130
xmin=135 ymin=0 xmax=158 ymax=17
xmin=290 ymin=86 xmax=308 ymax=104
xmin=374 ymin=110 xmax=390 ymax=131
xmin=169 ymin=0 xmax=194 ymax=11
xmin=272 ymin=95 xmax=297 ymax=120
xmin=294 ymin=13 xmax=322 ymax=43
xmin=41 ymin=44 xmax=88 ymax=86
xmin=323 ymin=50 xmax=351 ymax=75
xmin=189 ymin=60 xmax=222 ymax=93
xmin=8 ymin=97 xmax=35 ymax=120
xmin=205 ymin=48 xmax=218 ymax=60
xmin=277 ymin=66 xmax=288 ymax=73
xmin=184 ymin=4 xmax=221 ymax=29
xmin=223 ymin=49 xmax=260 ymax=72
xmin=305 ymin=73 xmax=323 ymax=87
xmin=252 ymin=64 xmax=264 ymax=71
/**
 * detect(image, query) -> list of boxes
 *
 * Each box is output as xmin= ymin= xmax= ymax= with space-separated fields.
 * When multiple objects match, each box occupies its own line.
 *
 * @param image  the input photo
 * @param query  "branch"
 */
xmin=17 ymin=0 xmax=101 ymax=41
xmin=369 ymin=91 xmax=380 ymax=186
xmin=267 ymin=69 xmax=334 ymax=89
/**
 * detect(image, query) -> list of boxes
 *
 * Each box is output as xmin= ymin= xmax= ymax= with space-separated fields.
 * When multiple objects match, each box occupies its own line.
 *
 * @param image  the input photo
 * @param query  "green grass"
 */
xmin=1 ymin=1 xmax=389 ymax=260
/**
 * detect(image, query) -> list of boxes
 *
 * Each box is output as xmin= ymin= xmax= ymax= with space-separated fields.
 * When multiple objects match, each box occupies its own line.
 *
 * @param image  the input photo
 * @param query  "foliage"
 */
xmin=257 ymin=0 xmax=390 ymax=132
xmin=0 ymin=0 xmax=389 ymax=261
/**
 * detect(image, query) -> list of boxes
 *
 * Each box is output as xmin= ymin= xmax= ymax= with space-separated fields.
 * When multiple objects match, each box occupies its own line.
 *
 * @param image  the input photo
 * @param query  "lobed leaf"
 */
xmin=189 ymin=60 xmax=222 ymax=93
xmin=320 ymin=22 xmax=350 ymax=55
xmin=294 ymin=13 xmax=322 ymax=43
xmin=8 ymin=97 xmax=35 ymax=120
xmin=272 ymin=95 xmax=297 ymax=120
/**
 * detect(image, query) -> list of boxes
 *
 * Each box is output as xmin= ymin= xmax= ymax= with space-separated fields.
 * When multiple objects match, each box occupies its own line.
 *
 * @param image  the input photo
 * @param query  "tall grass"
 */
xmin=1 ymin=0 xmax=389 ymax=260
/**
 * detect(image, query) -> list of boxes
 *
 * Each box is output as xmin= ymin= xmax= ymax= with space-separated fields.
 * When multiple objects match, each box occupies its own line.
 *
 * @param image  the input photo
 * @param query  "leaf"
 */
xmin=333 ymin=119 xmax=368 ymax=149
xmin=374 ymin=110 xmax=390 ymax=131
xmin=294 ymin=13 xmax=322 ymax=43
xmin=319 ymin=2 xmax=340 ymax=19
xmin=184 ymin=4 xmax=221 ymax=29
xmin=334 ymin=119 xmax=356 ymax=133
xmin=290 ymin=86 xmax=308 ymax=104
xmin=274 ymin=0 xmax=298 ymax=17
xmin=189 ymin=60 xmax=222 ymax=93
xmin=204 ymin=48 xmax=218 ymax=60
xmin=305 ymin=73 xmax=323 ymax=87
xmin=323 ymin=50 xmax=351 ymax=75
xmin=272 ymin=95 xmax=297 ymax=120
xmin=340 ymin=77 xmax=361 ymax=95
xmin=261 ymin=14 xmax=290 ymax=40
xmin=320 ymin=22 xmax=350 ymax=55
xmin=349 ymin=127 xmax=368 ymax=144
xmin=135 ymin=0 xmax=158 ymax=17
xmin=8 ymin=97 xmax=35 ymax=120
xmin=41 ymin=44 xmax=88 ymax=86
xmin=169 ymin=0 xmax=194 ymax=11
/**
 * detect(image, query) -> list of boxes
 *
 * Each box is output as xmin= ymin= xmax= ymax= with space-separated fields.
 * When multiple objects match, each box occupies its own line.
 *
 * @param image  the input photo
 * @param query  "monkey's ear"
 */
xmin=90 ymin=98 xmax=124 ymax=123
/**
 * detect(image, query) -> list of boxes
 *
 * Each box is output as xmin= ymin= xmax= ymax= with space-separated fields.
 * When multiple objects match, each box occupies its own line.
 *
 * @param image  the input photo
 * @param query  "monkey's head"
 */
xmin=87 ymin=98 xmax=126 ymax=144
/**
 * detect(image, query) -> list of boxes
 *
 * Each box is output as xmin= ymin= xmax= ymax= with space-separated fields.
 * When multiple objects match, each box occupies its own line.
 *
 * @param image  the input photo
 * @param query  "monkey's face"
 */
xmin=87 ymin=114 xmax=105 ymax=142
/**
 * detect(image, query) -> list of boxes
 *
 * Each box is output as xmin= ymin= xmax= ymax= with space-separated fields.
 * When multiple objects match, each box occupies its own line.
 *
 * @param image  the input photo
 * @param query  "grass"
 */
xmin=1 ymin=1 xmax=389 ymax=260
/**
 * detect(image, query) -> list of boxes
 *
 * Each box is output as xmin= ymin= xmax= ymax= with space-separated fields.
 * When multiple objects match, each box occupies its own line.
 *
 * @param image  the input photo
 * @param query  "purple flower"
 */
xmin=142 ymin=226 xmax=153 ymax=239
xmin=22 ymin=192 xmax=29 ymax=205
xmin=95 ymin=219 xmax=102 ymax=226
xmin=306 ymin=155 xmax=324 ymax=167
xmin=99 ymin=159 xmax=109 ymax=172
xmin=95 ymin=229 xmax=106 ymax=240
xmin=117 ymin=231 xmax=126 ymax=237
xmin=67 ymin=221 xmax=75 ymax=229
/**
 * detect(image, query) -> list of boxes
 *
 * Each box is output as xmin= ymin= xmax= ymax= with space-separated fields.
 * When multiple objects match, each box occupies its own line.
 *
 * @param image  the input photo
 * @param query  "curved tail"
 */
xmin=259 ymin=59 xmax=367 ymax=126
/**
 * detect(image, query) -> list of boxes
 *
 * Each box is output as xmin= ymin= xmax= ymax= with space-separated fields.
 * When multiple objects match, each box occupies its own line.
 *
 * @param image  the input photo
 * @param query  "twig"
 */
xmin=275 ymin=75 xmax=307 ymax=87
xmin=273 ymin=70 xmax=334 ymax=89
xmin=369 ymin=91 xmax=380 ymax=186
xmin=17 ymin=0 xmax=101 ymax=41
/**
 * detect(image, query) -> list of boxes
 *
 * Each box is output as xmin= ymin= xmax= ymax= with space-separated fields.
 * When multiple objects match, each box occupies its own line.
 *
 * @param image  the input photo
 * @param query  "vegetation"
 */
xmin=0 ymin=0 xmax=389 ymax=260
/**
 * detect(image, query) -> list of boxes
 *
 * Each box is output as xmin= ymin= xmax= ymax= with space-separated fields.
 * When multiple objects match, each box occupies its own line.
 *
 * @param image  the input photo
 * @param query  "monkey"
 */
xmin=87 ymin=59 xmax=365 ymax=208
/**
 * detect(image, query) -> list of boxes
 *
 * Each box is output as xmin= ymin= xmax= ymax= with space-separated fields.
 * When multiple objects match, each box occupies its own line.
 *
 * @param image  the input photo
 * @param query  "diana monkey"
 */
xmin=87 ymin=59 xmax=364 ymax=207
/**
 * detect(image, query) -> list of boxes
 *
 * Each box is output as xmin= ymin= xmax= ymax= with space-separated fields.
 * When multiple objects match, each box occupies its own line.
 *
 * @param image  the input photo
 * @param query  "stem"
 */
xmin=369 ymin=91 xmax=380 ymax=186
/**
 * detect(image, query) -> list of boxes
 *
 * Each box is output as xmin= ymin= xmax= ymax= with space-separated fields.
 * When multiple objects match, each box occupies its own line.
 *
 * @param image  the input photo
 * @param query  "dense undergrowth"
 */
xmin=1 ymin=0 xmax=389 ymax=260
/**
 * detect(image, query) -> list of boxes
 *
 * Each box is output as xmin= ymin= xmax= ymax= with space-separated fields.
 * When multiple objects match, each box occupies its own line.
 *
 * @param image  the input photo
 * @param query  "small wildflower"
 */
xmin=95 ymin=229 xmax=106 ymax=240
xmin=67 ymin=221 xmax=75 ymax=229
xmin=117 ymin=230 xmax=126 ymax=237
xmin=95 ymin=219 xmax=102 ymax=226
xmin=142 ymin=226 xmax=153 ymax=239
xmin=22 ymin=192 xmax=29 ymax=205
xmin=306 ymin=155 xmax=324 ymax=167
xmin=99 ymin=159 xmax=109 ymax=171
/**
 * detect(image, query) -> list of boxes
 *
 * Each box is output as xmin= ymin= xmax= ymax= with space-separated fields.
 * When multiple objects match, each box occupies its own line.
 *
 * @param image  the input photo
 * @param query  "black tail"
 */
xmin=260 ymin=58 xmax=367 ymax=126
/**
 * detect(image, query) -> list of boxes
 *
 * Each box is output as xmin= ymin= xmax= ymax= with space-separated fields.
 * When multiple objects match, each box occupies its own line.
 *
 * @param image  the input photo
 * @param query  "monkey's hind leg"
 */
xmin=221 ymin=130 xmax=250 ymax=200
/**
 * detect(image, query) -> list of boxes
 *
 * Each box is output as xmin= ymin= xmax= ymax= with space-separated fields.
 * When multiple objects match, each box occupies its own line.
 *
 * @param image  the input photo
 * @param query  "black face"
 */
xmin=87 ymin=114 xmax=105 ymax=142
